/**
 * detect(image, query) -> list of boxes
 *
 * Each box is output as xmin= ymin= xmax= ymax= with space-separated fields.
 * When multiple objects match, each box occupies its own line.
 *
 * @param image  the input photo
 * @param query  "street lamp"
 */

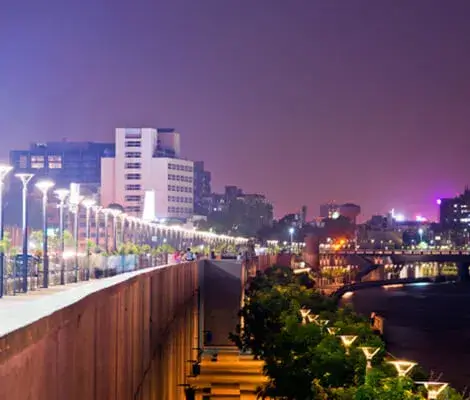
xmin=289 ymin=227 xmax=294 ymax=245
xmin=82 ymin=198 xmax=95 ymax=280
xmin=54 ymin=188 xmax=69 ymax=285
xmin=388 ymin=360 xmax=416 ymax=377
xmin=35 ymin=179 xmax=55 ymax=288
xmin=415 ymin=381 xmax=448 ymax=399
xmin=0 ymin=164 xmax=13 ymax=298
xmin=102 ymin=208 xmax=112 ymax=253
xmin=92 ymin=205 xmax=102 ymax=248
xmin=359 ymin=347 xmax=380 ymax=371
xmin=327 ymin=327 xmax=340 ymax=335
xmin=418 ymin=228 xmax=424 ymax=243
xmin=14 ymin=172 xmax=33 ymax=293
xmin=109 ymin=209 xmax=121 ymax=251
xmin=300 ymin=308 xmax=311 ymax=324
xmin=339 ymin=335 xmax=358 ymax=355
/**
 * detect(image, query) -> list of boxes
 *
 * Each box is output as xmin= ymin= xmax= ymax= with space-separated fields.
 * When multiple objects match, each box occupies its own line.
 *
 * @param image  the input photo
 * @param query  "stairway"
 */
xmin=188 ymin=347 xmax=268 ymax=399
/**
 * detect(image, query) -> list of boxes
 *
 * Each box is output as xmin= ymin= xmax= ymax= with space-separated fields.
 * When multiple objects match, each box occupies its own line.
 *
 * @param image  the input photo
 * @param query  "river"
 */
xmin=342 ymin=281 xmax=470 ymax=391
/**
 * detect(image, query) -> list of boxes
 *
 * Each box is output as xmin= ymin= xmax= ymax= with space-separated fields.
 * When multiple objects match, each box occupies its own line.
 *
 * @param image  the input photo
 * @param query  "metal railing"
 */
xmin=0 ymin=253 xmax=169 ymax=297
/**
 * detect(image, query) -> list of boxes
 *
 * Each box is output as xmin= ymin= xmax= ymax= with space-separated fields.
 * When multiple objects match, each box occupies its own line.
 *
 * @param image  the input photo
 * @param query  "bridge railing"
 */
xmin=320 ymin=249 xmax=470 ymax=256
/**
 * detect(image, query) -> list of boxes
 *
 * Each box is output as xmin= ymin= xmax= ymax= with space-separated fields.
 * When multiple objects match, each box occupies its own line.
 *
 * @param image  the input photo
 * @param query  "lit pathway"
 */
xmin=189 ymin=347 xmax=268 ymax=399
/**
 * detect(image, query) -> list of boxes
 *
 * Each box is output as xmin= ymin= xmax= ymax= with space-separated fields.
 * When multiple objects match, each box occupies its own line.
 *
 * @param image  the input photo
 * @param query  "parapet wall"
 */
xmin=0 ymin=262 xmax=199 ymax=400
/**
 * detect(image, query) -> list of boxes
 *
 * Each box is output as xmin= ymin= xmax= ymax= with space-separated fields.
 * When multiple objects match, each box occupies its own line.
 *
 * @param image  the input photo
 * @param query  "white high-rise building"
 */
xmin=101 ymin=128 xmax=194 ymax=220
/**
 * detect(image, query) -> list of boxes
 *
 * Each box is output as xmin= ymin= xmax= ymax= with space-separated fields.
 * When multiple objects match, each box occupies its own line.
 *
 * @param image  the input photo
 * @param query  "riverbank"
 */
xmin=342 ymin=281 xmax=470 ymax=391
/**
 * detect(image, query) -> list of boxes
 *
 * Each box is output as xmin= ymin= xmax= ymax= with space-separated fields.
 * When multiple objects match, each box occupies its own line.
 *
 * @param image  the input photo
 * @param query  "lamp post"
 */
xmin=110 ymin=209 xmax=121 ymax=252
xmin=54 ymin=188 xmax=69 ymax=285
xmin=14 ymin=172 xmax=33 ymax=294
xmin=82 ymin=198 xmax=95 ymax=280
xmin=0 ymin=165 xmax=13 ymax=298
xmin=418 ymin=228 xmax=424 ymax=243
xmin=102 ymin=208 xmax=111 ymax=253
xmin=119 ymin=213 xmax=127 ymax=247
xmin=387 ymin=360 xmax=416 ymax=377
xmin=415 ymin=382 xmax=448 ymax=399
xmin=35 ymin=179 xmax=55 ymax=288
xmin=359 ymin=347 xmax=380 ymax=371
xmin=289 ymin=227 xmax=294 ymax=247
xmin=92 ymin=205 xmax=102 ymax=249
xmin=339 ymin=335 xmax=358 ymax=355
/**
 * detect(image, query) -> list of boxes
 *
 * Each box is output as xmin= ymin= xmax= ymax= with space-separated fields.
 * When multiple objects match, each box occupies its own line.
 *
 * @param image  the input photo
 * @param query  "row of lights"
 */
xmin=300 ymin=308 xmax=448 ymax=399
xmin=0 ymin=164 xmax=248 ymax=298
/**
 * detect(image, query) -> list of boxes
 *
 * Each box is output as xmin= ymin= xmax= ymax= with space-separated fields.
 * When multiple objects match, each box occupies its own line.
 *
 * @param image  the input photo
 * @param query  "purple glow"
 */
xmin=436 ymin=199 xmax=442 ymax=205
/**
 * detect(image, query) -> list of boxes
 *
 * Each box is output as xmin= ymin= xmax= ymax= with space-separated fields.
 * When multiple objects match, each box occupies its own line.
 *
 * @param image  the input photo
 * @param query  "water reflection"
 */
xmin=341 ymin=281 xmax=470 ymax=391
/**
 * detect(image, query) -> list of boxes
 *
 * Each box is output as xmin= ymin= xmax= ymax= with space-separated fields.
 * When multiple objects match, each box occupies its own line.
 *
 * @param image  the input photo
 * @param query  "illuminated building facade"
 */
xmin=101 ymin=128 xmax=194 ymax=220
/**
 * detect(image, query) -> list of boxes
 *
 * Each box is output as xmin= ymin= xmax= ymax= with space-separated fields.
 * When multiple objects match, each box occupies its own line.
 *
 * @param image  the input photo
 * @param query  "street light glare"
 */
xmin=54 ymin=188 xmax=70 ymax=201
xmin=0 ymin=164 xmax=13 ymax=176
xmin=82 ymin=198 xmax=96 ymax=208
xmin=35 ymin=179 xmax=55 ymax=193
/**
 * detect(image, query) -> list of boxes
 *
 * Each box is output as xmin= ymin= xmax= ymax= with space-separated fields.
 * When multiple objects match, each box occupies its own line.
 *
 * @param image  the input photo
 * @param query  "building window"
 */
xmin=48 ymin=155 xmax=62 ymax=169
xmin=31 ymin=155 xmax=45 ymax=169
xmin=125 ymin=131 xmax=142 ymax=139
xmin=125 ymin=195 xmax=141 ymax=202
xmin=125 ymin=141 xmax=141 ymax=148
xmin=125 ymin=184 xmax=141 ymax=191
xmin=126 ymin=206 xmax=141 ymax=213
xmin=18 ymin=155 xmax=28 ymax=168
xmin=125 ymin=173 xmax=141 ymax=180
xmin=125 ymin=162 xmax=141 ymax=169
xmin=125 ymin=152 xmax=141 ymax=158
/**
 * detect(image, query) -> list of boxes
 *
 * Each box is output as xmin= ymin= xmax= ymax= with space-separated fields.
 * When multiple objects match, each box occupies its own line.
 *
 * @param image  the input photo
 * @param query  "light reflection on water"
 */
xmin=341 ymin=282 xmax=470 ymax=390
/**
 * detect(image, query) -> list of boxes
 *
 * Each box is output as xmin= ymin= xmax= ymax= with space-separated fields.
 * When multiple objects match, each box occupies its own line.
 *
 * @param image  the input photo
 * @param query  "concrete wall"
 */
xmin=0 ymin=262 xmax=199 ymax=400
xmin=201 ymin=260 xmax=243 ymax=347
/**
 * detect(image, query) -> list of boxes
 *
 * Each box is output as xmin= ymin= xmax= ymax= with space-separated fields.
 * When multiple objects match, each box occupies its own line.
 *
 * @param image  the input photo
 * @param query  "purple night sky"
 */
xmin=2 ymin=0 xmax=470 ymax=220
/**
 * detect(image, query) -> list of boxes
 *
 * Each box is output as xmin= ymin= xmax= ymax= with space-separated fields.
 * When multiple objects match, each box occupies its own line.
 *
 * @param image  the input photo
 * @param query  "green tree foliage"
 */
xmin=230 ymin=265 xmax=463 ymax=400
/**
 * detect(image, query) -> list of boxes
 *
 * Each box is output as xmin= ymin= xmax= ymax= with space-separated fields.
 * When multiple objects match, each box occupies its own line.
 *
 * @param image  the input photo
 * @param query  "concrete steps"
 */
xmin=189 ymin=347 xmax=268 ymax=399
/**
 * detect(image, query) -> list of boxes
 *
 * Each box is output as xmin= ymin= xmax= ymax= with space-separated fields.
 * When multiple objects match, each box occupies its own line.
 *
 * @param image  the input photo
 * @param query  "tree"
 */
xmin=230 ymin=264 xmax=464 ymax=400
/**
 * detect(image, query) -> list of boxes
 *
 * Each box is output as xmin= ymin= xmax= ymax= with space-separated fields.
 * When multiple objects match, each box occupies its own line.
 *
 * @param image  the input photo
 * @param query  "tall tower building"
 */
xmin=101 ymin=128 xmax=193 ymax=220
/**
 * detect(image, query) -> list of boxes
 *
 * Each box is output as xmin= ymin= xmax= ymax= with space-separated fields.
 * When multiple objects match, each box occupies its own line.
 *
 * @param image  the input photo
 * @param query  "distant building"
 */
xmin=101 ymin=128 xmax=193 ymax=220
xmin=10 ymin=141 xmax=115 ymax=191
xmin=339 ymin=203 xmax=361 ymax=224
xmin=439 ymin=188 xmax=470 ymax=230
xmin=6 ymin=141 xmax=114 ymax=228
xmin=193 ymin=161 xmax=211 ymax=215
xmin=320 ymin=202 xmax=339 ymax=219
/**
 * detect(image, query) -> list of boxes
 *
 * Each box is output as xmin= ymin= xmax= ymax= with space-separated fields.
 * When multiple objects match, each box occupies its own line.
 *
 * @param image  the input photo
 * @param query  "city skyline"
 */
xmin=2 ymin=1 xmax=470 ymax=218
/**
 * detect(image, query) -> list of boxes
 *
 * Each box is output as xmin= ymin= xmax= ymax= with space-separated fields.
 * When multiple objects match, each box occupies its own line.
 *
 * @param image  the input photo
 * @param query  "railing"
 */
xmin=320 ymin=249 xmax=470 ymax=256
xmin=1 ymin=253 xmax=169 ymax=297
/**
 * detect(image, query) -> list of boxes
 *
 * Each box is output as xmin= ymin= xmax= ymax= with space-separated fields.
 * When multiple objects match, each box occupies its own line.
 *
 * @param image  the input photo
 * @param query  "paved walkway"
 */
xmin=189 ymin=347 xmax=267 ymax=399
xmin=0 ymin=263 xmax=173 ymax=337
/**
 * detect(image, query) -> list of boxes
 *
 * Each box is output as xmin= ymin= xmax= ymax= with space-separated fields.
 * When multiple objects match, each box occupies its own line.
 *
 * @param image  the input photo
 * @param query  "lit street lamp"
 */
xmin=35 ymin=179 xmax=55 ymax=288
xmin=0 ymin=164 xmax=13 ymax=298
xmin=339 ymin=335 xmax=358 ymax=355
xmin=418 ymin=228 xmax=424 ymax=243
xmin=359 ymin=347 xmax=380 ymax=371
xmin=415 ymin=381 xmax=448 ymax=399
xmin=102 ymin=208 xmax=112 ymax=253
xmin=388 ymin=360 xmax=416 ymax=377
xmin=82 ymin=198 xmax=96 ymax=280
xmin=15 ymin=172 xmax=33 ymax=293
xmin=92 ymin=205 xmax=102 ymax=248
xmin=289 ymin=227 xmax=294 ymax=246
xmin=54 ymin=188 xmax=69 ymax=285
xmin=300 ymin=308 xmax=311 ymax=324
xmin=110 ymin=208 xmax=121 ymax=251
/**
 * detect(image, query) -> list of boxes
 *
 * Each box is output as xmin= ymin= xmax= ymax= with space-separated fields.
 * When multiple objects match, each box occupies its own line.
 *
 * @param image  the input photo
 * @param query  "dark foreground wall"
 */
xmin=0 ymin=262 xmax=199 ymax=400
xmin=201 ymin=260 xmax=243 ymax=346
